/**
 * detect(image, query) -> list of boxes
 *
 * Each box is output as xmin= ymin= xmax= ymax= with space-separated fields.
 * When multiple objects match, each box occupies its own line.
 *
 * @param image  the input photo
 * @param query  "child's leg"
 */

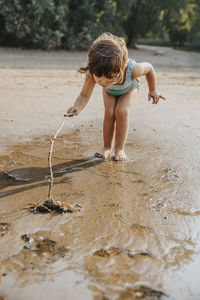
xmin=94 ymin=89 xmax=116 ymax=159
xmin=114 ymin=88 xmax=138 ymax=161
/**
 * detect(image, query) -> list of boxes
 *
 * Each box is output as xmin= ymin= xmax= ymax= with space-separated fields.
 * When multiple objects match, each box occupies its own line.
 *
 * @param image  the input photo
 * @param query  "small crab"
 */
xmin=26 ymin=199 xmax=75 ymax=214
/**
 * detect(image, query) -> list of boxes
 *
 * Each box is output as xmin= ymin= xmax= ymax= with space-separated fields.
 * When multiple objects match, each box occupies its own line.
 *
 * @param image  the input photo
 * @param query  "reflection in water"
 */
xmin=0 ymin=127 xmax=200 ymax=300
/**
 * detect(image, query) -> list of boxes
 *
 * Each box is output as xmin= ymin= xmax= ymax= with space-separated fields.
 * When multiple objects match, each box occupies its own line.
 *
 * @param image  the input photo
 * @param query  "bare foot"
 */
xmin=94 ymin=147 xmax=112 ymax=159
xmin=114 ymin=149 xmax=127 ymax=161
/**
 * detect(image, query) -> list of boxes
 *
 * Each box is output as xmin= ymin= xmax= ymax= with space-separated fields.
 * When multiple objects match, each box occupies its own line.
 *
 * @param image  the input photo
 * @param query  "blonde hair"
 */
xmin=79 ymin=32 xmax=128 ymax=84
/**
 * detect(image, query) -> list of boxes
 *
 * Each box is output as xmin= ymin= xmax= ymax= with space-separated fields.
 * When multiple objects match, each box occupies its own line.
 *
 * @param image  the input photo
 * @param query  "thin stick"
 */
xmin=48 ymin=113 xmax=73 ymax=199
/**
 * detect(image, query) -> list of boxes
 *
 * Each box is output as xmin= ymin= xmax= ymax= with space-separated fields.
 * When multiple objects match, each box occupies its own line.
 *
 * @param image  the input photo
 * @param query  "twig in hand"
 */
xmin=48 ymin=113 xmax=74 ymax=200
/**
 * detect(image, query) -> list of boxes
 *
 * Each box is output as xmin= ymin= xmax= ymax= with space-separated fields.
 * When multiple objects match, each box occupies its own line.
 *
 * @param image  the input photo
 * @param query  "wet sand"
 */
xmin=0 ymin=46 xmax=200 ymax=300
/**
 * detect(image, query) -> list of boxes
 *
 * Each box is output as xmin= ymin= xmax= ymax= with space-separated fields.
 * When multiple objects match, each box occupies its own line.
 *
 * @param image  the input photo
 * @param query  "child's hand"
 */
xmin=67 ymin=106 xmax=80 ymax=116
xmin=148 ymin=90 xmax=166 ymax=104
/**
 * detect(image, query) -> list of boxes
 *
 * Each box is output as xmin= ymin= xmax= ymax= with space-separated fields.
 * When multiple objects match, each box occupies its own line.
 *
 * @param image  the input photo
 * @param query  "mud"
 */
xmin=0 ymin=118 xmax=200 ymax=299
xmin=0 ymin=46 xmax=200 ymax=299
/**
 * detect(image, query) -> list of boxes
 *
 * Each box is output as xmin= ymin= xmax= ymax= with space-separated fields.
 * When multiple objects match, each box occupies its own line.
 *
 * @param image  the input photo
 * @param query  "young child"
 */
xmin=67 ymin=32 xmax=166 ymax=161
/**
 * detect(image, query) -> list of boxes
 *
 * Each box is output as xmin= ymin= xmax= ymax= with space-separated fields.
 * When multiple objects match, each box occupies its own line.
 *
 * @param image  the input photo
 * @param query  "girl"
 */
xmin=67 ymin=32 xmax=166 ymax=161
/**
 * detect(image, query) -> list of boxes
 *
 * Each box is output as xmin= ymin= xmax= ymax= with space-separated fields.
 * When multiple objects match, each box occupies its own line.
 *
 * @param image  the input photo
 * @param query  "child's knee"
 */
xmin=105 ymin=108 xmax=115 ymax=119
xmin=115 ymin=106 xmax=129 ymax=120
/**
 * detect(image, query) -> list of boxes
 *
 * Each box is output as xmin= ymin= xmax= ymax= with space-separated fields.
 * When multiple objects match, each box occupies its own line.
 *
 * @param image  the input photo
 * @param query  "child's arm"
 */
xmin=132 ymin=62 xmax=166 ymax=104
xmin=67 ymin=75 xmax=96 ymax=115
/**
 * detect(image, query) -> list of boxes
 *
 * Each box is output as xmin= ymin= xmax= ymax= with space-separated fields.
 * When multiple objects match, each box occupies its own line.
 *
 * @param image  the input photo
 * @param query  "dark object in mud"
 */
xmin=21 ymin=234 xmax=34 ymax=243
xmin=28 ymin=199 xmax=74 ymax=214
xmin=134 ymin=285 xmax=168 ymax=299
xmin=94 ymin=247 xmax=122 ymax=257
xmin=126 ymin=249 xmax=153 ymax=258
xmin=0 ymin=222 xmax=10 ymax=237
xmin=22 ymin=234 xmax=68 ymax=257
xmin=120 ymin=285 xmax=168 ymax=300
xmin=94 ymin=248 xmax=110 ymax=257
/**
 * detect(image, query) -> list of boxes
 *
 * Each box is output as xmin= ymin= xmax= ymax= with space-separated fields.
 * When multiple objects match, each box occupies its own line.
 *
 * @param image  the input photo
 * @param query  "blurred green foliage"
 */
xmin=0 ymin=0 xmax=199 ymax=50
xmin=162 ymin=0 xmax=200 ymax=47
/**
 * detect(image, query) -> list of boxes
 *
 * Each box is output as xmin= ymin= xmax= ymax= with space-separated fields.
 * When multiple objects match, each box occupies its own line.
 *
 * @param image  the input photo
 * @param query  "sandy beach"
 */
xmin=0 ymin=45 xmax=200 ymax=300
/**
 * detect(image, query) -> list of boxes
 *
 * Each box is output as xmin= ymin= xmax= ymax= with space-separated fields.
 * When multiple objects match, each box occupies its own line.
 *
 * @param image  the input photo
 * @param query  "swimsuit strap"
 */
xmin=126 ymin=58 xmax=133 ymax=82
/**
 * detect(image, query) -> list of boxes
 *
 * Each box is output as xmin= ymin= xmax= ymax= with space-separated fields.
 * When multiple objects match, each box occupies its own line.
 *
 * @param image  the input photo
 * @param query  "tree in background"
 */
xmin=121 ymin=0 xmax=163 ymax=48
xmin=162 ymin=0 xmax=199 ymax=47
xmin=0 ymin=0 xmax=122 ymax=50
xmin=0 ymin=0 xmax=71 ymax=49
xmin=0 ymin=0 xmax=199 ymax=50
xmin=185 ymin=0 xmax=200 ymax=48
xmin=66 ymin=0 xmax=121 ymax=50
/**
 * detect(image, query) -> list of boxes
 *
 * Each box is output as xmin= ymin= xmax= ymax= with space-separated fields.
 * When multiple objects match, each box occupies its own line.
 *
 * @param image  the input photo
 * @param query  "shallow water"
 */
xmin=0 ymin=123 xmax=200 ymax=300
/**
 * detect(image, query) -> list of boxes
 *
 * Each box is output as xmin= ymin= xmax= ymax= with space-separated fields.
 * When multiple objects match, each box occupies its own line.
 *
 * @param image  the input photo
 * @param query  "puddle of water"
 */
xmin=0 ymin=269 xmax=93 ymax=300
xmin=0 ymin=124 xmax=200 ymax=299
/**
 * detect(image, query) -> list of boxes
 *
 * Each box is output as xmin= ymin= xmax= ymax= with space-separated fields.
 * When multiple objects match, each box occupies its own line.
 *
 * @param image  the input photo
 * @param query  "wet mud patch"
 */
xmin=1 ymin=230 xmax=70 ymax=284
xmin=0 ymin=127 xmax=102 ymax=216
xmin=21 ymin=233 xmax=68 ymax=257
xmin=0 ymin=123 xmax=200 ymax=299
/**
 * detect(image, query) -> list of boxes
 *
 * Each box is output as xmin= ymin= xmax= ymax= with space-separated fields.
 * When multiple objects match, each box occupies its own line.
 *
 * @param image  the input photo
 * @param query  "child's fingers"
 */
xmin=148 ymin=94 xmax=166 ymax=105
xmin=153 ymin=98 xmax=158 ymax=104
xmin=160 ymin=95 xmax=166 ymax=100
xmin=150 ymin=96 xmax=156 ymax=104
xmin=148 ymin=95 xmax=156 ymax=103
xmin=64 ymin=112 xmax=74 ymax=117
xmin=152 ymin=95 xmax=166 ymax=104
xmin=67 ymin=106 xmax=79 ymax=116
xmin=153 ymin=96 xmax=160 ymax=104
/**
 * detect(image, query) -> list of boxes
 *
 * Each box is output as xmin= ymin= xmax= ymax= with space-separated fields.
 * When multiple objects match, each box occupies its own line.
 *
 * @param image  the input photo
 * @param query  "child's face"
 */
xmin=93 ymin=75 xmax=118 ymax=88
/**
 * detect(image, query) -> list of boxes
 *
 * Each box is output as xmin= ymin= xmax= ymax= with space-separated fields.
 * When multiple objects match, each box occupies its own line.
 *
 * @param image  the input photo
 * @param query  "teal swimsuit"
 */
xmin=106 ymin=58 xmax=140 ymax=96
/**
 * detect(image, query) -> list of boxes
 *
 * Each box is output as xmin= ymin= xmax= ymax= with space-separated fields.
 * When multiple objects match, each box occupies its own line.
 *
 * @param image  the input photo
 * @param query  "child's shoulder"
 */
xmin=131 ymin=61 xmax=151 ymax=80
